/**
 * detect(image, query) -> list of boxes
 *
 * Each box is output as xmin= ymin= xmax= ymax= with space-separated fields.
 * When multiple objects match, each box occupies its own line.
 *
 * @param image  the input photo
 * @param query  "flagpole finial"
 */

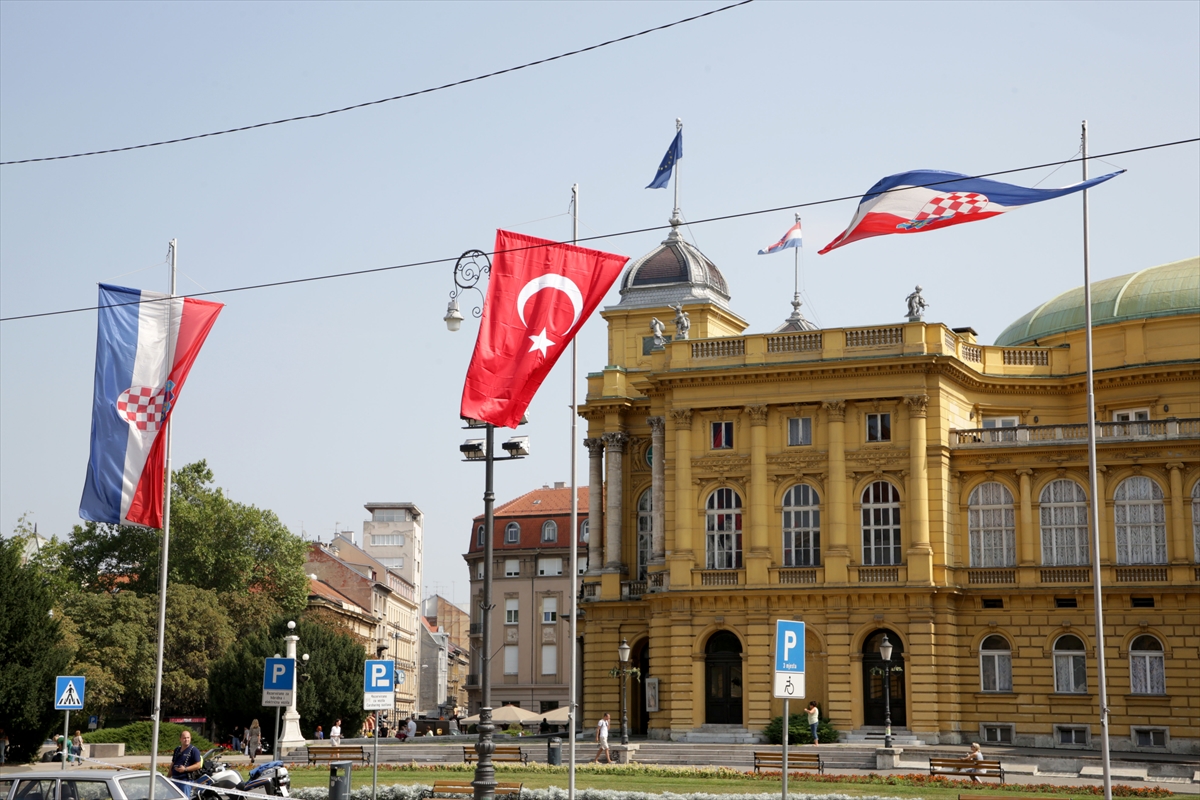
xmin=676 ymin=117 xmax=682 ymax=130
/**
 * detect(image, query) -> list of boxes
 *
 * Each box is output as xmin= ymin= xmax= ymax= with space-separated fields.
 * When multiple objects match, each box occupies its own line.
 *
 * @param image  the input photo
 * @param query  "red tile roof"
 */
xmin=486 ymin=485 xmax=589 ymax=518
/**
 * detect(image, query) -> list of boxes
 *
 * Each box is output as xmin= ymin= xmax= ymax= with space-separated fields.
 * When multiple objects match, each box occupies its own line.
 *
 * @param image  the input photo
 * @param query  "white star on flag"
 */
xmin=527 ymin=327 xmax=554 ymax=356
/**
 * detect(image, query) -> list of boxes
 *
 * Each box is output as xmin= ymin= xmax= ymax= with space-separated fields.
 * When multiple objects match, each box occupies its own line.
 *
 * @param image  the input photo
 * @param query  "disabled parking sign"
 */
xmin=773 ymin=620 xmax=805 ymax=699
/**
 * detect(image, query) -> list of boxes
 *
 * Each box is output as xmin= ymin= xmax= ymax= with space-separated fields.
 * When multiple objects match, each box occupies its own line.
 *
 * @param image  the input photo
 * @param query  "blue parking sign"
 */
xmin=262 ymin=657 xmax=295 ymax=707
xmin=364 ymin=659 xmax=395 ymax=711
xmin=773 ymin=620 xmax=805 ymax=699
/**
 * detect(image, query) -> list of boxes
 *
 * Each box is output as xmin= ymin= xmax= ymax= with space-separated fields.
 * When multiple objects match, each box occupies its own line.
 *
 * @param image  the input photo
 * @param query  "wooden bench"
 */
xmin=931 ymin=757 xmax=1004 ymax=783
xmin=307 ymin=745 xmax=371 ymax=765
xmin=753 ymin=751 xmax=823 ymax=774
xmin=430 ymin=781 xmax=522 ymax=799
xmin=462 ymin=745 xmax=529 ymax=764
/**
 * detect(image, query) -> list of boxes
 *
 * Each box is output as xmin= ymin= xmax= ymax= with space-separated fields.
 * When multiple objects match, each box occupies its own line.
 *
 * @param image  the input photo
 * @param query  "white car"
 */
xmin=2 ymin=770 xmax=188 ymax=800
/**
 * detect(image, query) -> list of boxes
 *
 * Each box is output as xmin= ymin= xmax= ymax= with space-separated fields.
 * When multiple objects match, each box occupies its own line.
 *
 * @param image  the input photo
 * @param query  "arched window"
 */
xmin=476 ymin=524 xmax=485 ymax=547
xmin=980 ymin=635 xmax=1013 ymax=692
xmin=1040 ymin=479 xmax=1089 ymax=566
xmin=504 ymin=522 xmax=521 ymax=544
xmin=705 ymin=488 xmax=743 ymax=570
xmin=1129 ymin=635 xmax=1165 ymax=695
xmin=541 ymin=520 xmax=558 ymax=543
xmin=1114 ymin=476 xmax=1166 ymax=564
xmin=782 ymin=484 xmax=821 ymax=566
xmin=861 ymin=481 xmax=901 ymax=566
xmin=1191 ymin=481 xmax=1200 ymax=563
xmin=1053 ymin=634 xmax=1087 ymax=694
xmin=968 ymin=482 xmax=1016 ymax=567
xmin=579 ymin=518 xmax=589 ymax=543
xmin=637 ymin=489 xmax=653 ymax=580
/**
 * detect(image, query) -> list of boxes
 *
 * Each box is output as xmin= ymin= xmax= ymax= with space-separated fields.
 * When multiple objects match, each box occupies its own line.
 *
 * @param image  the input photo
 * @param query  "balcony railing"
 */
xmin=469 ymin=623 xmax=482 ymax=636
xmin=952 ymin=418 xmax=1199 ymax=447
xmin=695 ymin=569 xmax=741 ymax=586
xmin=622 ymin=580 xmax=647 ymax=599
xmin=1040 ymin=566 xmax=1091 ymax=584
xmin=581 ymin=582 xmax=600 ymax=601
xmin=1116 ymin=566 xmax=1168 ymax=583
xmin=776 ymin=568 xmax=818 ymax=585
xmin=968 ymin=568 xmax=1017 ymax=585
xmin=648 ymin=571 xmax=670 ymax=592
xmin=854 ymin=565 xmax=903 ymax=583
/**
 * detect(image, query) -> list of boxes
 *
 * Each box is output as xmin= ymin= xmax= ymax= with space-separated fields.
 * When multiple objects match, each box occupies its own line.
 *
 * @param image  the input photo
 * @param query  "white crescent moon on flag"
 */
xmin=516 ymin=274 xmax=585 ymax=333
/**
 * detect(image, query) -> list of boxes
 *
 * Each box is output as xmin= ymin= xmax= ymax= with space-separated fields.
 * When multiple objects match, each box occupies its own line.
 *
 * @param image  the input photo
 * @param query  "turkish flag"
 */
xmin=461 ymin=230 xmax=629 ymax=429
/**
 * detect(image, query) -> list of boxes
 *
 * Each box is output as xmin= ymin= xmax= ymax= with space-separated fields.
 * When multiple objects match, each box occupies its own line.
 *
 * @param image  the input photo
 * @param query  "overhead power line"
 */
xmin=1 ymin=137 xmax=1195 ymax=323
xmin=0 ymin=0 xmax=754 ymax=166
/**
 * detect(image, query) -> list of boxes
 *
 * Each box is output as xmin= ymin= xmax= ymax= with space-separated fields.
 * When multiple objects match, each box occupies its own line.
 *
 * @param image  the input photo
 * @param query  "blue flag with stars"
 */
xmin=646 ymin=129 xmax=683 ymax=189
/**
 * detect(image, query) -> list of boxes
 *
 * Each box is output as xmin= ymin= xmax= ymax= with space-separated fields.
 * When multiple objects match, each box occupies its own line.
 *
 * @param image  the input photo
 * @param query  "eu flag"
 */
xmin=646 ymin=130 xmax=683 ymax=189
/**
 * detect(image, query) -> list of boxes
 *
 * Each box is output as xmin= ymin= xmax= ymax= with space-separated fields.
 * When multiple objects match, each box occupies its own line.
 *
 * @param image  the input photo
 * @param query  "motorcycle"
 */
xmin=194 ymin=749 xmax=243 ymax=800
xmin=241 ymin=760 xmax=291 ymax=797
xmin=193 ymin=749 xmax=289 ymax=799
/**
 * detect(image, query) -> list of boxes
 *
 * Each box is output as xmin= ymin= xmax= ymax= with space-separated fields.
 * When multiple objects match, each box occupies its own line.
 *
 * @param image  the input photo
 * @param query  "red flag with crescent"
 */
xmin=461 ymin=230 xmax=629 ymax=429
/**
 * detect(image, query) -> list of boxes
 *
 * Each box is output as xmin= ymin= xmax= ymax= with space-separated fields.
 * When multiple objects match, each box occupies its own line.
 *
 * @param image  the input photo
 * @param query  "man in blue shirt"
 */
xmin=171 ymin=730 xmax=203 ymax=798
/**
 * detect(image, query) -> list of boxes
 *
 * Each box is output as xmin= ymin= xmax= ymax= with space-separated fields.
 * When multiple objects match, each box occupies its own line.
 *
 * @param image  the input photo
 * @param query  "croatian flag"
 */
xmin=80 ymin=284 xmax=223 ymax=528
xmin=818 ymin=168 xmax=1124 ymax=254
xmin=758 ymin=220 xmax=803 ymax=255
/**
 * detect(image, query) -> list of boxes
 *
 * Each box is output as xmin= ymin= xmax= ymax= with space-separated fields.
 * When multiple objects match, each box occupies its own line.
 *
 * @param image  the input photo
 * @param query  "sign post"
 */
xmin=55 ymin=676 xmax=86 ymax=772
xmin=262 ymin=657 xmax=295 ymax=761
xmin=773 ymin=621 xmax=805 ymax=799
xmin=363 ymin=660 xmax=395 ymax=800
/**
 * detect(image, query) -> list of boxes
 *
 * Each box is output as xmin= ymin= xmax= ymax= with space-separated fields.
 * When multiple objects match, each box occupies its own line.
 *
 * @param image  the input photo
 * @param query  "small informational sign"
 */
xmin=88 ymin=715 xmax=99 ymax=730
xmin=55 ymin=676 xmax=86 ymax=710
xmin=262 ymin=657 xmax=295 ymax=707
xmin=773 ymin=620 xmax=806 ymax=699
xmin=363 ymin=659 xmax=395 ymax=711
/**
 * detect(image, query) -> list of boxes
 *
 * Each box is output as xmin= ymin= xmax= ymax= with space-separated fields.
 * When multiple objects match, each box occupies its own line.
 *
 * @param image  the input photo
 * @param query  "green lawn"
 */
xmin=283 ymin=765 xmax=1143 ymax=800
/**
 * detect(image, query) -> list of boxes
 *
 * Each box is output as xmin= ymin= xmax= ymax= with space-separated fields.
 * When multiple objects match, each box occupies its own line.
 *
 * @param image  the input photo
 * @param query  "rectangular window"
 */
xmin=505 ymin=558 xmax=520 ymax=577
xmin=505 ymin=598 xmax=519 ymax=625
xmin=540 ymin=700 xmax=560 ymax=714
xmin=1113 ymin=409 xmax=1150 ymax=421
xmin=1056 ymin=726 xmax=1089 ymax=745
xmin=1134 ymin=728 xmax=1167 ymax=748
xmin=1131 ymin=596 xmax=1155 ymax=608
xmin=982 ymin=725 xmax=1014 ymax=744
xmin=504 ymin=645 xmax=518 ymax=675
xmin=788 ymin=417 xmax=812 ymax=446
xmin=477 ymin=526 xmax=485 ymax=547
xmin=1055 ymin=597 xmax=1078 ymax=608
xmin=542 ymin=596 xmax=558 ymax=623
xmin=541 ymin=644 xmax=557 ymax=676
xmin=866 ymin=412 xmax=891 ymax=442
xmin=505 ymin=524 xmax=520 ymax=543
xmin=981 ymin=416 xmax=1019 ymax=442
xmin=711 ymin=421 xmax=734 ymax=449
xmin=537 ymin=556 xmax=563 ymax=576
xmin=475 ymin=561 xmax=484 ymax=580
xmin=981 ymin=598 xmax=1004 ymax=609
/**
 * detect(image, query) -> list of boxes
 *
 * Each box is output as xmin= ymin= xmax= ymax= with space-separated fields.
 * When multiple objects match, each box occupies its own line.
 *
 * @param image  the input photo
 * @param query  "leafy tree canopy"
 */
xmin=208 ymin=616 xmax=367 ymax=744
xmin=0 ymin=530 xmax=73 ymax=763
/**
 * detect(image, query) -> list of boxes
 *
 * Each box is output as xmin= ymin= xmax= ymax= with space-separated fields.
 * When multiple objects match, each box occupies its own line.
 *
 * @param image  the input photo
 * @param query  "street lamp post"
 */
xmin=618 ymin=638 xmax=631 ymax=746
xmin=447 ymin=250 xmax=530 ymax=800
xmin=879 ymin=634 xmax=893 ymax=749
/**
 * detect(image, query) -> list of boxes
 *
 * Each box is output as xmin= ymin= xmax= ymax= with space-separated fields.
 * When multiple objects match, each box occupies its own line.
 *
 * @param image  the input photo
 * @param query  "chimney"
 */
xmin=554 ymin=481 xmax=565 ymax=489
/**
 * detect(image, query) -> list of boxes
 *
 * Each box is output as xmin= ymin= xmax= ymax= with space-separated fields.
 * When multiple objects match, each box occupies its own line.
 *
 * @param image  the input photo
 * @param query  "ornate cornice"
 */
xmin=691 ymin=454 xmax=750 ymax=473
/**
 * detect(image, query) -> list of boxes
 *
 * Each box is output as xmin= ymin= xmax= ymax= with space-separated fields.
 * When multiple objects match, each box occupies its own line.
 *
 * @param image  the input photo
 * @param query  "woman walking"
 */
xmin=71 ymin=730 xmax=84 ymax=764
xmin=247 ymin=720 xmax=262 ymax=765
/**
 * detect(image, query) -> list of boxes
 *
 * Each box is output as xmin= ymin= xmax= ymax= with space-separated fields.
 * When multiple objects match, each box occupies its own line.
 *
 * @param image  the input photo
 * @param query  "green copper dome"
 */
xmin=994 ymin=257 xmax=1200 ymax=346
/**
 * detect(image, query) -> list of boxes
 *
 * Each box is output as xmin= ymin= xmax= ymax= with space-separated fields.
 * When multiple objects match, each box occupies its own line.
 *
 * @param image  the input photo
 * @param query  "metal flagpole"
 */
xmin=568 ymin=183 xmax=580 ymax=800
xmin=793 ymin=213 xmax=801 ymax=303
xmin=1081 ymin=121 xmax=1113 ymax=800
xmin=147 ymin=239 xmax=178 ymax=800
xmin=672 ymin=118 xmax=682 ymax=219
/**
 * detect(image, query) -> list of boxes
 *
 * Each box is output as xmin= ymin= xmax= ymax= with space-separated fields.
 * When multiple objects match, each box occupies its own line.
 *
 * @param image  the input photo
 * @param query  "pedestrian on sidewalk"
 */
xmin=330 ymin=719 xmax=342 ymax=746
xmin=967 ymin=742 xmax=984 ymax=783
xmin=591 ymin=713 xmax=611 ymax=763
xmin=170 ymin=730 xmax=203 ymax=797
xmin=71 ymin=730 xmax=83 ymax=764
xmin=805 ymin=702 xmax=820 ymax=746
xmin=247 ymin=720 xmax=262 ymax=765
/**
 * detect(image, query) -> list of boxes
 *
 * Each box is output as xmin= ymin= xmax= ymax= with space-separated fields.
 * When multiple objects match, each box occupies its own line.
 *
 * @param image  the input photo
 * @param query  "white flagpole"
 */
xmin=672 ymin=118 xmax=682 ymax=219
xmin=568 ymin=184 xmax=580 ymax=800
xmin=147 ymin=239 xmax=178 ymax=800
xmin=1081 ymin=121 xmax=1113 ymax=800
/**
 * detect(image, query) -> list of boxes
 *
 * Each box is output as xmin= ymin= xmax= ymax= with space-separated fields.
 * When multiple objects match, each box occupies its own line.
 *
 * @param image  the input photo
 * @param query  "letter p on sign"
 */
xmin=371 ymin=663 xmax=389 ymax=687
xmin=273 ymin=663 xmax=287 ymax=681
xmin=784 ymin=630 xmax=797 ymax=661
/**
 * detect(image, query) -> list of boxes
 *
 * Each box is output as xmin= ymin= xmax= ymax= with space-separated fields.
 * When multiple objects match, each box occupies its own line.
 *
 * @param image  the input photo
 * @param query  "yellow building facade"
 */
xmin=577 ymin=226 xmax=1199 ymax=753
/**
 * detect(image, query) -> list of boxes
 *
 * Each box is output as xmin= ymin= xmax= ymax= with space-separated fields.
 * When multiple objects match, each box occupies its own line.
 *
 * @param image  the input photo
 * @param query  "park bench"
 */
xmin=307 ymin=745 xmax=372 ymax=765
xmin=752 ymin=751 xmax=823 ymax=774
xmin=429 ymin=781 xmax=522 ymax=799
xmin=462 ymin=745 xmax=529 ymax=764
xmin=931 ymin=757 xmax=1004 ymax=783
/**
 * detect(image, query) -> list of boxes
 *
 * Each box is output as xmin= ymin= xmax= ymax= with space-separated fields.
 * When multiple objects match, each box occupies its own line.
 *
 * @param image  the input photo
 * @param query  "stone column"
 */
xmin=668 ymin=408 xmax=694 ymax=586
xmin=602 ymin=431 xmax=629 ymax=570
xmin=746 ymin=405 xmax=771 ymax=584
xmin=585 ymin=438 xmax=605 ymax=573
xmin=648 ymin=417 xmax=667 ymax=565
xmin=1166 ymin=463 xmax=1189 ymax=564
xmin=1016 ymin=468 xmax=1037 ymax=585
xmin=822 ymin=401 xmax=849 ymax=583
xmin=905 ymin=395 xmax=933 ymax=584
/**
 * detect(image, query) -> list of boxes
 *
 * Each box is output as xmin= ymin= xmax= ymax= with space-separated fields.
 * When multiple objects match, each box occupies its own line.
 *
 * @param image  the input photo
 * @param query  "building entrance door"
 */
xmin=704 ymin=631 xmax=743 ymax=725
xmin=862 ymin=629 xmax=906 ymax=727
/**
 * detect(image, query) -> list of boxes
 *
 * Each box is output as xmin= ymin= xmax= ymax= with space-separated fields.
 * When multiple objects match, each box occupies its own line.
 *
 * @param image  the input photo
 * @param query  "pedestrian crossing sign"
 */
xmin=55 ymin=675 xmax=86 ymax=710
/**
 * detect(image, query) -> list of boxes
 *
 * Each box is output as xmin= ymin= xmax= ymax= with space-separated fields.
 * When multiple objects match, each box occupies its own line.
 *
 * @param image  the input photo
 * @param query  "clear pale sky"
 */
xmin=2 ymin=1 xmax=1197 ymax=609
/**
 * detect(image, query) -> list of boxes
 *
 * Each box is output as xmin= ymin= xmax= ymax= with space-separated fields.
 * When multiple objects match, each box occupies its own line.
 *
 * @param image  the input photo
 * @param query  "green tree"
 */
xmin=208 ymin=616 xmax=366 ymax=743
xmin=0 ymin=533 xmax=73 ymax=762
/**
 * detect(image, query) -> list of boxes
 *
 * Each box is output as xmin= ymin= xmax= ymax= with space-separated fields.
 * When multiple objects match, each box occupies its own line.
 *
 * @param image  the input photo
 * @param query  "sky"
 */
xmin=2 ymin=0 xmax=1197 ymax=611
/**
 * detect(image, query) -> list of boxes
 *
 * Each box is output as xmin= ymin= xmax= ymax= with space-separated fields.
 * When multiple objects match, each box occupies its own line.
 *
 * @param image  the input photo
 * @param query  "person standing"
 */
xmin=967 ymin=742 xmax=985 ymax=783
xmin=247 ymin=720 xmax=262 ymax=765
xmin=314 ymin=725 xmax=324 ymax=741
xmin=71 ymin=730 xmax=84 ymax=764
xmin=0 ymin=727 xmax=8 ymax=767
xmin=242 ymin=725 xmax=251 ymax=756
xmin=591 ymin=713 xmax=611 ymax=763
xmin=405 ymin=717 xmax=416 ymax=741
xmin=330 ymin=719 xmax=342 ymax=746
xmin=805 ymin=702 xmax=820 ymax=746
xmin=170 ymin=730 xmax=203 ymax=797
